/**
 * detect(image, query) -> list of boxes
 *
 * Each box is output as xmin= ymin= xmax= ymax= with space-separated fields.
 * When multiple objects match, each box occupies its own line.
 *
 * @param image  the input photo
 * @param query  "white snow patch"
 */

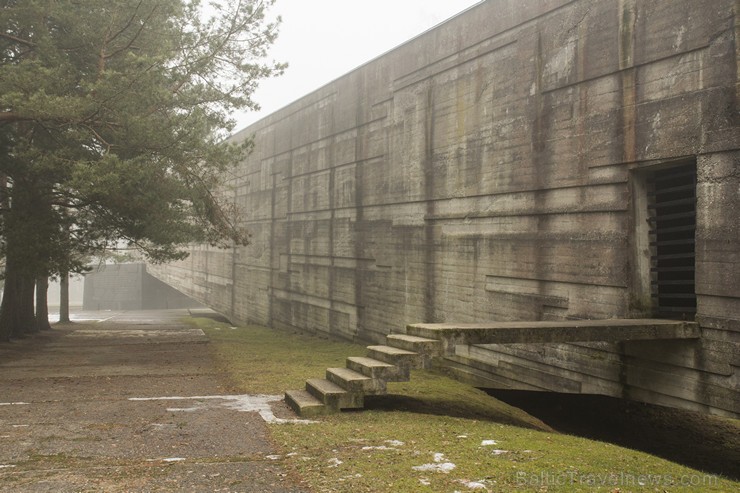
xmin=459 ymin=479 xmax=487 ymax=490
xmin=419 ymin=478 xmax=431 ymax=486
xmin=265 ymin=455 xmax=281 ymax=460
xmin=150 ymin=423 xmax=175 ymax=430
xmin=412 ymin=462 xmax=456 ymax=473
xmin=327 ymin=458 xmax=343 ymax=468
xmin=166 ymin=407 xmax=201 ymax=412
xmin=129 ymin=394 xmax=318 ymax=424
xmin=480 ymin=439 xmax=497 ymax=446
xmin=221 ymin=395 xmax=316 ymax=424
xmin=491 ymin=450 xmax=508 ymax=455
xmin=11 ymin=425 xmax=29 ymax=428
xmin=456 ymin=435 xmax=468 ymax=439
xmin=147 ymin=457 xmax=186 ymax=463
xmin=360 ymin=438 xmax=405 ymax=450
xmin=414 ymin=454 xmax=456 ymax=473
xmin=360 ymin=440 xmax=404 ymax=451
xmin=0 ymin=465 xmax=16 ymax=469
xmin=0 ymin=402 xmax=29 ymax=406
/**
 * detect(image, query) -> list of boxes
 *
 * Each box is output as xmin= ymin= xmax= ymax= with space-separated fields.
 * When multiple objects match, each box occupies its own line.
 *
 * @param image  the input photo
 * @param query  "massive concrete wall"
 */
xmin=84 ymin=264 xmax=199 ymax=311
xmin=150 ymin=0 xmax=740 ymax=417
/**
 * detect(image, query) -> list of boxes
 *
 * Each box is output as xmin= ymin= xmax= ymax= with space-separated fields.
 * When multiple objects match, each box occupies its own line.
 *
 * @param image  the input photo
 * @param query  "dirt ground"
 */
xmin=0 ymin=310 xmax=307 ymax=492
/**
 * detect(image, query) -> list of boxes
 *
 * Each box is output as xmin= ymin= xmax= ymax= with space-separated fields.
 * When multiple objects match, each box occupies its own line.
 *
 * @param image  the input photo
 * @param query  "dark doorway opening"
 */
xmin=647 ymin=162 xmax=697 ymax=319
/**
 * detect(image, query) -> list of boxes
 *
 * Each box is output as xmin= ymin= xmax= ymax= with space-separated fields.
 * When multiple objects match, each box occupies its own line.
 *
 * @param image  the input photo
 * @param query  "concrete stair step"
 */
xmin=366 ymin=345 xmax=422 ymax=370
xmin=285 ymin=335 xmax=435 ymax=417
xmin=386 ymin=335 xmax=441 ymax=365
xmin=285 ymin=389 xmax=326 ymax=417
xmin=327 ymin=367 xmax=387 ymax=394
xmin=306 ymin=378 xmax=364 ymax=410
xmin=346 ymin=356 xmax=410 ymax=382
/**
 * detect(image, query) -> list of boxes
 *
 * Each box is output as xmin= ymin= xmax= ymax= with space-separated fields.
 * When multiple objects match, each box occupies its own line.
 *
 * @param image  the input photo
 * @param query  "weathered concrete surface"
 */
xmin=83 ymin=263 xmax=199 ymax=311
xmin=0 ymin=311 xmax=305 ymax=492
xmin=407 ymin=319 xmax=700 ymax=354
xmin=150 ymin=0 xmax=740 ymax=417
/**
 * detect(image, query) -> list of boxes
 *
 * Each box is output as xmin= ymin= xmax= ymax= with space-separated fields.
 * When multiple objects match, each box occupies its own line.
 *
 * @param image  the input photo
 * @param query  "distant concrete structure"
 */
xmin=150 ymin=0 xmax=739 ymax=417
xmin=47 ymin=276 xmax=84 ymax=308
xmin=84 ymin=264 xmax=200 ymax=311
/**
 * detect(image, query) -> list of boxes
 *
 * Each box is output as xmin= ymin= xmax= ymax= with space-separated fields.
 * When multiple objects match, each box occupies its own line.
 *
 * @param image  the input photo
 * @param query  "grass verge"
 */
xmin=191 ymin=316 xmax=740 ymax=492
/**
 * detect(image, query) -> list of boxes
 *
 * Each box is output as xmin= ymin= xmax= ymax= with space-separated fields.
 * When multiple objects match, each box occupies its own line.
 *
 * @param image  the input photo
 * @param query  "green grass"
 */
xmin=188 ymin=316 xmax=363 ymax=394
xmin=191 ymin=317 xmax=739 ymax=492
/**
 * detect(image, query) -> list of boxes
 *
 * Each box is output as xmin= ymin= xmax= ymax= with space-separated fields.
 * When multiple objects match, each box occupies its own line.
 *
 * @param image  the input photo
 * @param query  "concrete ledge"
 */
xmin=406 ymin=319 xmax=700 ymax=355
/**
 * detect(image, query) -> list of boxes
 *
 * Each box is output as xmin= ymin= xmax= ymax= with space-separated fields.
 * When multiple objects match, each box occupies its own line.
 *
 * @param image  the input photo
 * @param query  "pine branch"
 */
xmin=0 ymin=32 xmax=34 ymax=48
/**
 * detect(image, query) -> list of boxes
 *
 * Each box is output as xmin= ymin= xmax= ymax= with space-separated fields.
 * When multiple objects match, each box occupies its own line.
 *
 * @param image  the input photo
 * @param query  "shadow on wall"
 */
xmin=82 ymin=263 xmax=202 ymax=311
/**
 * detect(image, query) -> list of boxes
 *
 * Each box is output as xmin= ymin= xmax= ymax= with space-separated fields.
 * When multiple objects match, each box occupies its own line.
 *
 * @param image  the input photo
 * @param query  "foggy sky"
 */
xmin=235 ymin=0 xmax=482 ymax=131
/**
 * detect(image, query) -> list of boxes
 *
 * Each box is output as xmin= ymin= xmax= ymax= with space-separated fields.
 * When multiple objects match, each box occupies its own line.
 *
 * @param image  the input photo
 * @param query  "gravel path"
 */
xmin=0 ymin=310 xmax=307 ymax=492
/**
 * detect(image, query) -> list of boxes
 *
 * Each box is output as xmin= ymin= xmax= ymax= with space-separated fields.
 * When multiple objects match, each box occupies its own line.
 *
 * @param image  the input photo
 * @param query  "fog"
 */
xmin=234 ymin=0 xmax=482 ymax=130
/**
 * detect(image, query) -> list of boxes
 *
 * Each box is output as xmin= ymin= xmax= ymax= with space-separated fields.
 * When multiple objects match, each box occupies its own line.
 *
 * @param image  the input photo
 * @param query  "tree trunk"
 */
xmin=0 ymin=283 xmax=6 ymax=342
xmin=19 ymin=273 xmax=37 ymax=335
xmin=0 ymin=178 xmax=52 ymax=338
xmin=36 ymin=276 xmax=52 ymax=331
xmin=0 ymin=267 xmax=19 ymax=340
xmin=0 ymin=257 xmax=26 ymax=339
xmin=0 ymin=174 xmax=10 ymax=342
xmin=59 ymin=272 xmax=70 ymax=323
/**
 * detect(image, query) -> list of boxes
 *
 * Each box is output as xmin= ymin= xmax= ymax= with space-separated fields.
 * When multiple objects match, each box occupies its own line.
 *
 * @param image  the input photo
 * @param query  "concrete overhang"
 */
xmin=406 ymin=319 xmax=700 ymax=355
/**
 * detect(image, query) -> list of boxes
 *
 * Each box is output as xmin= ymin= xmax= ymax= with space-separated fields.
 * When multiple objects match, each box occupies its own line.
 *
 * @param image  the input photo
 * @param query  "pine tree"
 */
xmin=0 ymin=0 xmax=284 ymax=340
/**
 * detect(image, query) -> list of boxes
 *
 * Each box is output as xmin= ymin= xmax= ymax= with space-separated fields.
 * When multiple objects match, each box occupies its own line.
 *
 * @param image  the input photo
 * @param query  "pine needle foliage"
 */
xmin=0 ymin=0 xmax=285 ymax=339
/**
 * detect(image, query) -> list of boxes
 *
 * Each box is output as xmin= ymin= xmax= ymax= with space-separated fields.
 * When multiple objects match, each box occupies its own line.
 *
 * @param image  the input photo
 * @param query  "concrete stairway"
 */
xmin=285 ymin=319 xmax=700 ymax=416
xmin=285 ymin=334 xmax=441 ymax=417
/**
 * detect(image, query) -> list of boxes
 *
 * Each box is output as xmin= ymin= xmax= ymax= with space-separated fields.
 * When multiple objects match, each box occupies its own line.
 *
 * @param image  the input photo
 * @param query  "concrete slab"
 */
xmin=0 ymin=310 xmax=307 ymax=492
xmin=407 ymin=319 xmax=701 ymax=354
